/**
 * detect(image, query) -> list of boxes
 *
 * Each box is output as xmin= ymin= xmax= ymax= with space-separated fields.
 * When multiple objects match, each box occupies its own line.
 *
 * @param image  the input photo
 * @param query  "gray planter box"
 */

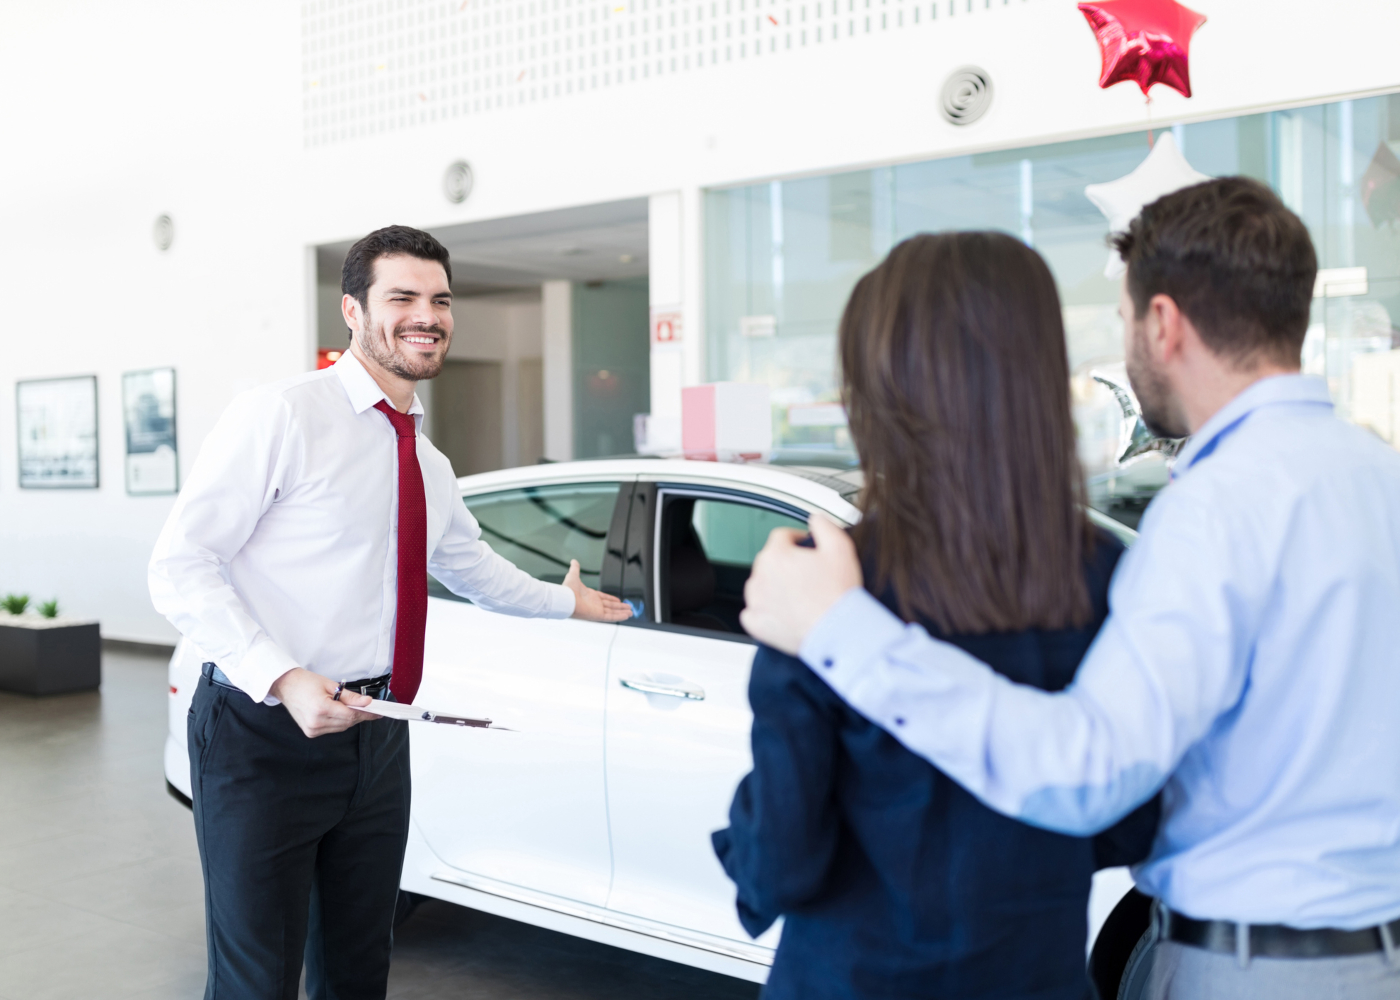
xmin=0 ymin=618 xmax=101 ymax=695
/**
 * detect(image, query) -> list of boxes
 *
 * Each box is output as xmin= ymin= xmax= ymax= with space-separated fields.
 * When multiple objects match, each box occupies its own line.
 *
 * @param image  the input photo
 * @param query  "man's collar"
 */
xmin=333 ymin=348 xmax=425 ymax=418
xmin=1174 ymin=373 xmax=1331 ymax=470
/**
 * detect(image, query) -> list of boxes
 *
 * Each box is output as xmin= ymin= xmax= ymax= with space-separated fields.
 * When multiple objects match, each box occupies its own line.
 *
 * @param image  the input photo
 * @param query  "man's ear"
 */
xmin=1147 ymin=293 xmax=1189 ymax=365
xmin=341 ymin=294 xmax=362 ymax=342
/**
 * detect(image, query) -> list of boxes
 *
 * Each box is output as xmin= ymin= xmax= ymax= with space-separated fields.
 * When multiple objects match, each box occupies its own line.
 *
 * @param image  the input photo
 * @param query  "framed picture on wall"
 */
xmin=122 ymin=368 xmax=178 ymax=495
xmin=17 ymin=375 xmax=100 ymax=489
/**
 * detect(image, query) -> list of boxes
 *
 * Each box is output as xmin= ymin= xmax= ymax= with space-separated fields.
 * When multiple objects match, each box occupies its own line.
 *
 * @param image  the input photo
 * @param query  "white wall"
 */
xmin=0 ymin=1 xmax=302 ymax=643
xmin=1 ymin=0 xmax=1397 ymax=642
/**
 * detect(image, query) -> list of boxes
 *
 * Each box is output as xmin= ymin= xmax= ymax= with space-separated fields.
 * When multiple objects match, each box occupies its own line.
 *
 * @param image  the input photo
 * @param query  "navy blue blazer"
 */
xmin=712 ymin=527 xmax=1158 ymax=1000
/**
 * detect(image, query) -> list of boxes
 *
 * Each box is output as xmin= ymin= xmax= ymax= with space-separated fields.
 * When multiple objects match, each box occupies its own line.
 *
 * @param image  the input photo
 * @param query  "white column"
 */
xmin=541 ymin=279 xmax=573 ymax=461
xmin=647 ymin=190 xmax=700 ymax=452
xmin=680 ymin=186 xmax=705 ymax=390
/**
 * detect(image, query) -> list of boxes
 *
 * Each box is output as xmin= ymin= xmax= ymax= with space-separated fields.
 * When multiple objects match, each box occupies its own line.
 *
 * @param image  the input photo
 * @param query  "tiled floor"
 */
xmin=0 ymin=650 xmax=760 ymax=1000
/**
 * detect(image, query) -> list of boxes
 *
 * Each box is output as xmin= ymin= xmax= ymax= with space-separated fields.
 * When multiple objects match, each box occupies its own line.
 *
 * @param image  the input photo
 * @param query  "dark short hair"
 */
xmin=841 ymin=232 xmax=1093 ymax=633
xmin=341 ymin=225 xmax=453 ymax=311
xmin=1111 ymin=177 xmax=1317 ymax=367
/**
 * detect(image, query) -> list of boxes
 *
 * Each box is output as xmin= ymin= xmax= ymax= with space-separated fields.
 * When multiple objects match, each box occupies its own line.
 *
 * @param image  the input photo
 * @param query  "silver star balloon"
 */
xmin=1092 ymin=373 xmax=1186 ymax=465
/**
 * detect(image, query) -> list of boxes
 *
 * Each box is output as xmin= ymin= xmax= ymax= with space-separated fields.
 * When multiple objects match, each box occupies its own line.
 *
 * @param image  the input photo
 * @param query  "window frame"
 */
xmin=430 ymin=478 xmax=631 ymax=604
xmin=634 ymin=484 xmax=809 ymax=644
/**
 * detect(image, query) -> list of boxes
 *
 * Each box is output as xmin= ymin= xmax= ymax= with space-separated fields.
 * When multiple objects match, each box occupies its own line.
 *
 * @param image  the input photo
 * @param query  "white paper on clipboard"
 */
xmin=350 ymin=699 xmax=515 ymax=730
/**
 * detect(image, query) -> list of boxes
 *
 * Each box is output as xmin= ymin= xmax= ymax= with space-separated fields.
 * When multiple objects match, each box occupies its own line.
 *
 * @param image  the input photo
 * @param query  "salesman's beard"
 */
xmin=356 ymin=308 xmax=449 ymax=382
xmin=1125 ymin=320 xmax=1190 ymax=440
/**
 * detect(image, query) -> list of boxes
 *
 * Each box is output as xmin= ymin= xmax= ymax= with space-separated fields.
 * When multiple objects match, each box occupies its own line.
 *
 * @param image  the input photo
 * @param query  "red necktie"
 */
xmin=374 ymin=400 xmax=427 ymax=704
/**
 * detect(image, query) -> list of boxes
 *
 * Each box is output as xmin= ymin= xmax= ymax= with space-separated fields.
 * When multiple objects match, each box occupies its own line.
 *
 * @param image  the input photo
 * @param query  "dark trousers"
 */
xmin=188 ymin=671 xmax=411 ymax=1000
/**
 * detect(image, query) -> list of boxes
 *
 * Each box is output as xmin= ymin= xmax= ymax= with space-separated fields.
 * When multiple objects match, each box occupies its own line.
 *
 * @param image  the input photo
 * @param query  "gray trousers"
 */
xmin=1137 ymin=940 xmax=1400 ymax=999
xmin=1121 ymin=904 xmax=1400 ymax=1000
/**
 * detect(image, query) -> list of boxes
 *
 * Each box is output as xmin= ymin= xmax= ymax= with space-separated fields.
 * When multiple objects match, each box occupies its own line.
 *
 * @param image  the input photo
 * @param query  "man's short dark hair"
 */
xmin=1111 ymin=177 xmax=1317 ymax=367
xmin=341 ymin=225 xmax=453 ymax=312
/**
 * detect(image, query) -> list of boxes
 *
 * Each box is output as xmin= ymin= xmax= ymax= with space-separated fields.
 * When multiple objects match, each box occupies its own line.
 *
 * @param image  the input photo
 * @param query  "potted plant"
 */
xmin=0 ymin=594 xmax=101 ymax=695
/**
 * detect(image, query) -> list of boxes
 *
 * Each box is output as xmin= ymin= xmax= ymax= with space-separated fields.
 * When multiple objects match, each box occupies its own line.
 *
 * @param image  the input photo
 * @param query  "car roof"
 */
xmin=456 ymin=457 xmax=863 ymax=524
xmin=455 ymin=457 xmax=1138 ymax=545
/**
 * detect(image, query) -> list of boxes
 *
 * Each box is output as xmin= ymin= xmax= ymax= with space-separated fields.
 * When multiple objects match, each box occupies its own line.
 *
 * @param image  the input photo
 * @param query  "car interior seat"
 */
xmin=667 ymin=512 xmax=732 ymax=632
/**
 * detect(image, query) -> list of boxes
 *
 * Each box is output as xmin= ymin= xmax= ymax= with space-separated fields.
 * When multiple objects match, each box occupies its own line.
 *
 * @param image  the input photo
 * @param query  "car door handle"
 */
xmin=618 ymin=676 xmax=706 ymax=701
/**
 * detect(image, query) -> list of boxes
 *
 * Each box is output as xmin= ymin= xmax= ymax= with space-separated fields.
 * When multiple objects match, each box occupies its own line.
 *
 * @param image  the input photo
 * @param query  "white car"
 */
xmin=165 ymin=457 xmax=1138 ymax=983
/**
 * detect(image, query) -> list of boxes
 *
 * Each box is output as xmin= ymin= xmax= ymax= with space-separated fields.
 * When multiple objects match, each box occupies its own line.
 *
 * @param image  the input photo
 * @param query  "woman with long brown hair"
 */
xmin=713 ymin=231 xmax=1156 ymax=999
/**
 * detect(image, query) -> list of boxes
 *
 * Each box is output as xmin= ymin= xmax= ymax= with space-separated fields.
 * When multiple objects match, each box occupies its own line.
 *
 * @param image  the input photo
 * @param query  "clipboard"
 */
xmin=351 ymin=698 xmax=517 ymax=731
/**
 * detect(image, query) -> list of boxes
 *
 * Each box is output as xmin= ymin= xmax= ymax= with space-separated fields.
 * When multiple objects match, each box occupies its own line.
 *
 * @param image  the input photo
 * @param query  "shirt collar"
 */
xmin=332 ymin=348 xmax=425 ymax=419
xmin=1174 ymin=373 xmax=1332 ymax=470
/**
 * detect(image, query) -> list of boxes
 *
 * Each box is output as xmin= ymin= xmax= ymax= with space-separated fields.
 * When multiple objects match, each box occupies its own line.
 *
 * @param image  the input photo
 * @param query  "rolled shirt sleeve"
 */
xmin=428 ymin=493 xmax=576 ymax=619
xmin=148 ymin=392 xmax=304 ymax=703
xmin=799 ymin=489 xmax=1251 ymax=836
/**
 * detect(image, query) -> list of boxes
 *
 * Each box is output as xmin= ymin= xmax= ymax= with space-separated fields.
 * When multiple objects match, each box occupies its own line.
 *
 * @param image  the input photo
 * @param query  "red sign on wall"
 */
xmin=651 ymin=309 xmax=682 ymax=345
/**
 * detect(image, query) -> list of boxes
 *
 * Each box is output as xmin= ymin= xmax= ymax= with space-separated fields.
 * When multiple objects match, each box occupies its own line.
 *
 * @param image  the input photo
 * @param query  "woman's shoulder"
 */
xmin=748 ymin=644 xmax=856 ymax=722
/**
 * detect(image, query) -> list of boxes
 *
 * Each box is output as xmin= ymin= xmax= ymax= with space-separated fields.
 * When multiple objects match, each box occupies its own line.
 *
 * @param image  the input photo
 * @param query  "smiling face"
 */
xmin=346 ymin=254 xmax=454 ymax=383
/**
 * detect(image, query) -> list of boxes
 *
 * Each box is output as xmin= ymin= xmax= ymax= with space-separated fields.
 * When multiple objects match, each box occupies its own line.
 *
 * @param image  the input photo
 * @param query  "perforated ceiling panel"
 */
xmin=302 ymin=0 xmax=1026 ymax=146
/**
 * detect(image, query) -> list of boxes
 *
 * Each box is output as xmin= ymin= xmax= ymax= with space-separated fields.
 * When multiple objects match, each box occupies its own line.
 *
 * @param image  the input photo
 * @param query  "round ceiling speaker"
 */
xmin=152 ymin=214 xmax=174 ymax=251
xmin=940 ymin=67 xmax=993 ymax=126
xmin=443 ymin=160 xmax=474 ymax=204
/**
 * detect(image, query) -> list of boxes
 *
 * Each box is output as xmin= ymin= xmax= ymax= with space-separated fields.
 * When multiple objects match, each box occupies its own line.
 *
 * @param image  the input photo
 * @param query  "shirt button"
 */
xmin=822 ymin=658 xmax=834 ymax=669
xmin=894 ymin=717 xmax=905 ymax=727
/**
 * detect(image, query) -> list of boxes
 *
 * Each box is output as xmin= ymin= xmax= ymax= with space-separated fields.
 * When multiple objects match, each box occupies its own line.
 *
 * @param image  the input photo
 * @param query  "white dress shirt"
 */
xmin=801 ymin=375 xmax=1400 ymax=929
xmin=149 ymin=351 xmax=574 ymax=704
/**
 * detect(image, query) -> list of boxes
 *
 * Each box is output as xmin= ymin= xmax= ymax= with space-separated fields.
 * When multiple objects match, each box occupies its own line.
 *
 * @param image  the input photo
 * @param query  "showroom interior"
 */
xmin=2 ymin=0 xmax=1400 ymax=996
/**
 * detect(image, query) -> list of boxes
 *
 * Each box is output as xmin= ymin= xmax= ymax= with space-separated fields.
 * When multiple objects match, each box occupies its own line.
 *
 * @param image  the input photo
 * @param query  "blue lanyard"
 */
xmin=1186 ymin=412 xmax=1253 ymax=470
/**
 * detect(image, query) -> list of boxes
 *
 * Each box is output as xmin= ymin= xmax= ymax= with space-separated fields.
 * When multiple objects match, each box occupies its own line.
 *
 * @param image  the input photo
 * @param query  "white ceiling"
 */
xmin=317 ymin=198 xmax=649 ymax=295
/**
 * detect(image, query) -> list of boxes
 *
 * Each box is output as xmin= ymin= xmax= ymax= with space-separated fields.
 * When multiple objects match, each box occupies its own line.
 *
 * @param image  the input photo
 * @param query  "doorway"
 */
xmin=434 ymin=360 xmax=503 ymax=477
xmin=313 ymin=197 xmax=650 ymax=472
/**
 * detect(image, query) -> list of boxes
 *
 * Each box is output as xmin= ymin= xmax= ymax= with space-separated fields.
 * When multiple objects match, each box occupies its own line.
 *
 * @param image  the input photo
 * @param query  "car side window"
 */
xmin=428 ymin=483 xmax=621 ymax=602
xmin=659 ymin=494 xmax=807 ymax=635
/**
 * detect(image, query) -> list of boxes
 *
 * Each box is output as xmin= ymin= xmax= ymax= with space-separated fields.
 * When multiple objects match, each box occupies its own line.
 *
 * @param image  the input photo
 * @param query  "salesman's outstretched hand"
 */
xmin=740 ymin=514 xmax=863 ymax=655
xmin=271 ymin=667 xmax=375 ymax=738
xmin=564 ymin=559 xmax=634 ymax=622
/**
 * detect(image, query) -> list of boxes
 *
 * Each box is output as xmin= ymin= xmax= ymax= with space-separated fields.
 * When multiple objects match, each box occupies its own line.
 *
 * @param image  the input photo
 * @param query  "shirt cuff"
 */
xmin=799 ymin=587 xmax=909 ymax=695
xmin=223 ymin=636 xmax=303 ymax=704
xmin=550 ymin=582 xmax=577 ymax=619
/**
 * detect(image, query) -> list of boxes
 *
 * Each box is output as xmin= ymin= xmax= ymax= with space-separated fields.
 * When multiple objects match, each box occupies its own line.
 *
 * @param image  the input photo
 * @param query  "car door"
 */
xmin=412 ymin=479 xmax=627 ymax=908
xmin=603 ymin=482 xmax=810 ymax=944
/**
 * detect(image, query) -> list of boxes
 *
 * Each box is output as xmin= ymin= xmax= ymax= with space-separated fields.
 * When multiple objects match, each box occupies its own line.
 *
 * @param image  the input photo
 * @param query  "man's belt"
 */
xmin=201 ymin=663 xmax=392 ymax=700
xmin=1166 ymin=908 xmax=1400 ymax=959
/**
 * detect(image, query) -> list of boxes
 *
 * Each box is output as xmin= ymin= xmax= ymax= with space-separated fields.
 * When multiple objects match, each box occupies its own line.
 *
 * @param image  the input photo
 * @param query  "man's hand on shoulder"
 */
xmin=270 ymin=668 xmax=376 ymax=738
xmin=564 ymin=559 xmax=634 ymax=622
xmin=740 ymin=514 xmax=863 ymax=655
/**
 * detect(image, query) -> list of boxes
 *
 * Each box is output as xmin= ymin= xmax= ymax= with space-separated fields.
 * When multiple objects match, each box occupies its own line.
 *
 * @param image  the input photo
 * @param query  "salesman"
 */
xmin=149 ymin=225 xmax=630 ymax=1000
xmin=740 ymin=179 xmax=1400 ymax=998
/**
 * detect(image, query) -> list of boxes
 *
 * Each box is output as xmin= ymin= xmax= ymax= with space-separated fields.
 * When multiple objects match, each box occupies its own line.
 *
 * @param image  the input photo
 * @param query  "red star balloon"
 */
xmin=1078 ymin=0 xmax=1207 ymax=99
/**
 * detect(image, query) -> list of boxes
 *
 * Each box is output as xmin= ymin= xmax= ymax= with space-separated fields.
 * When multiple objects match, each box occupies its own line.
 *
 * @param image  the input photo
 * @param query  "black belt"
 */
xmin=1166 ymin=908 xmax=1400 ymax=959
xmin=200 ymin=663 xmax=392 ymax=700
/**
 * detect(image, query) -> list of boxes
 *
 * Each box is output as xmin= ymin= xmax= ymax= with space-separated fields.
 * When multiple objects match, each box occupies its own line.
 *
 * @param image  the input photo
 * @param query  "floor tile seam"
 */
xmin=19 ymin=892 xmax=208 ymax=947
xmin=4 ymin=845 xmax=185 ymax=897
xmin=0 ymin=893 xmax=207 ymax=952
xmin=106 ymin=964 xmax=210 ymax=1000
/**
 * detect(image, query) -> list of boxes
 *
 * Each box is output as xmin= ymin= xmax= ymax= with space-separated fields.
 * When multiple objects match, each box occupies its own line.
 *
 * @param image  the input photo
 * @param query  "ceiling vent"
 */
xmin=443 ymin=160 xmax=474 ymax=204
xmin=940 ymin=67 xmax=993 ymax=126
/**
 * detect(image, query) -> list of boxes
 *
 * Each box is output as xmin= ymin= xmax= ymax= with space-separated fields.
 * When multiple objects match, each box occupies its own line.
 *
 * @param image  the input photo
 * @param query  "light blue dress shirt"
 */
xmin=801 ymin=375 xmax=1400 ymax=929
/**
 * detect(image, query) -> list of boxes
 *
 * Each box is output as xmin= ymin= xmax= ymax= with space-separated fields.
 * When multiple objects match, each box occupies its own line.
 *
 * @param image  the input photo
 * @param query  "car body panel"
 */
xmin=164 ymin=456 xmax=1137 ymax=983
xmin=413 ymin=603 xmax=616 ymax=907
xmin=603 ymin=624 xmax=778 ymax=947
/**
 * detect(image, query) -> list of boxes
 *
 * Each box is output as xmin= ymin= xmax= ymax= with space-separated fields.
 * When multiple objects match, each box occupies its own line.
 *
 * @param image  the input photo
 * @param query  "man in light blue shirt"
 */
xmin=740 ymin=178 xmax=1400 ymax=998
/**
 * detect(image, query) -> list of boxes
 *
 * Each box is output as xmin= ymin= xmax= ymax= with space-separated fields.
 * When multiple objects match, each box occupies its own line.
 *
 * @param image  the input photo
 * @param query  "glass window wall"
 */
xmin=705 ymin=93 xmax=1400 ymax=524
